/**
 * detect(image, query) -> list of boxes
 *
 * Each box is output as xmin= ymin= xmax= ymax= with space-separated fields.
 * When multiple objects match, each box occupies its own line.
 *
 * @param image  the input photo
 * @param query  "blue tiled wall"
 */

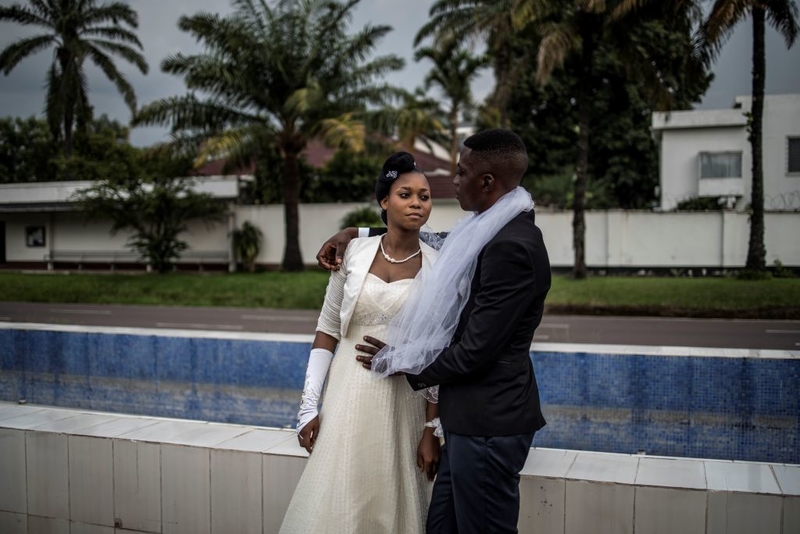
xmin=532 ymin=352 xmax=799 ymax=463
xmin=1 ymin=329 xmax=797 ymax=462
xmin=0 ymin=329 xmax=309 ymax=427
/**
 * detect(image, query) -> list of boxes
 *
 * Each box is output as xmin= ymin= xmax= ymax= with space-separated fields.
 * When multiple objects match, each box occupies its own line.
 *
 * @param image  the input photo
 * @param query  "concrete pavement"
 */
xmin=1 ymin=301 xmax=799 ymax=350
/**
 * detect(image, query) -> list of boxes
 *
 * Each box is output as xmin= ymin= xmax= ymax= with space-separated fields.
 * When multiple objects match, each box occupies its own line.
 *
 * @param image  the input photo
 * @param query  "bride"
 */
xmin=279 ymin=152 xmax=440 ymax=533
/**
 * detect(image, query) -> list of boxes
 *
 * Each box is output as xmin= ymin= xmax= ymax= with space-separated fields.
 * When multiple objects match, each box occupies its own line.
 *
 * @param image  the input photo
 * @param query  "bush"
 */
xmin=340 ymin=206 xmax=383 ymax=230
xmin=675 ymin=196 xmax=724 ymax=211
xmin=772 ymin=259 xmax=796 ymax=279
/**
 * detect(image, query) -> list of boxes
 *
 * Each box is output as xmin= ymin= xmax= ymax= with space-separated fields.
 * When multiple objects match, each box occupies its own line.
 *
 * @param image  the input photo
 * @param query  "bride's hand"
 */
xmin=417 ymin=428 xmax=440 ymax=481
xmin=298 ymin=416 xmax=320 ymax=454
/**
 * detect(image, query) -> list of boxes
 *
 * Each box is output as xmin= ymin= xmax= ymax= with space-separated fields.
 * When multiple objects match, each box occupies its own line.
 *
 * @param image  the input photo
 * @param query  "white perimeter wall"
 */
xmin=3 ymin=204 xmax=799 ymax=268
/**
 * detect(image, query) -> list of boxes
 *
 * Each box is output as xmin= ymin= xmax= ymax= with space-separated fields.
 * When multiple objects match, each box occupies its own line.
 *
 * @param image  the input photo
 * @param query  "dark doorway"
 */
xmin=0 ymin=221 xmax=5 ymax=263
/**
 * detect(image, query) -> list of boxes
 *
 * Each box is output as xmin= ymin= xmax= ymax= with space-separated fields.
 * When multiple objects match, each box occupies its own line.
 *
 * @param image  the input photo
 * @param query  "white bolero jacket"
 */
xmin=316 ymin=235 xmax=438 ymax=341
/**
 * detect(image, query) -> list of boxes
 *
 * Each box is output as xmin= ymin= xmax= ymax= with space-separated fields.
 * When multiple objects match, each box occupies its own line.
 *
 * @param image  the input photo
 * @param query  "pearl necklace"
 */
xmin=380 ymin=236 xmax=421 ymax=264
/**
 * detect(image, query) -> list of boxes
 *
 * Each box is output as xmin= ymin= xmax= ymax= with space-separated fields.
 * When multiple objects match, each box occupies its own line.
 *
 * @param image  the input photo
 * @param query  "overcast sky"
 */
xmin=1 ymin=0 xmax=798 ymax=147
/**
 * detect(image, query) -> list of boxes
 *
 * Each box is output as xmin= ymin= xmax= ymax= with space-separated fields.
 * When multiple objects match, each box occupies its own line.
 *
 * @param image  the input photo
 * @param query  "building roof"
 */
xmin=651 ymin=109 xmax=747 ymax=131
xmin=0 ymin=177 xmax=240 ymax=213
xmin=193 ymin=137 xmax=458 ymax=200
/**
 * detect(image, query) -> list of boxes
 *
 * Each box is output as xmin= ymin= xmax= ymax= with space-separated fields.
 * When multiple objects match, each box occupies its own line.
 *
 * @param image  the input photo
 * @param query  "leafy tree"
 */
xmin=415 ymin=0 xmax=535 ymax=127
xmin=340 ymin=206 xmax=383 ymax=229
xmin=0 ymin=114 xmax=143 ymax=183
xmin=133 ymin=0 xmax=404 ymax=271
xmin=231 ymin=221 xmax=263 ymax=272
xmin=415 ymin=43 xmax=488 ymax=175
xmin=371 ymin=89 xmax=447 ymax=152
xmin=0 ymin=116 xmax=59 ymax=182
xmin=0 ymin=0 xmax=148 ymax=156
xmin=615 ymin=0 xmax=798 ymax=274
xmin=73 ymin=153 xmax=226 ymax=273
xmin=313 ymin=144 xmax=386 ymax=203
xmin=534 ymin=0 xmax=709 ymax=278
xmin=54 ymin=114 xmax=141 ymax=182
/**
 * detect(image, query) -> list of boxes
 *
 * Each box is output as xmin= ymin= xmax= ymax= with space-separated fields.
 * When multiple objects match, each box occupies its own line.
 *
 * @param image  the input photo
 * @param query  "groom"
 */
xmin=320 ymin=129 xmax=550 ymax=533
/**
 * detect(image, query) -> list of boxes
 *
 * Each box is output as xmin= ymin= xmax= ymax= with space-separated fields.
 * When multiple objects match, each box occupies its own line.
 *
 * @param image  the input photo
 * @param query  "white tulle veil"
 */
xmin=370 ymin=186 xmax=534 ymax=399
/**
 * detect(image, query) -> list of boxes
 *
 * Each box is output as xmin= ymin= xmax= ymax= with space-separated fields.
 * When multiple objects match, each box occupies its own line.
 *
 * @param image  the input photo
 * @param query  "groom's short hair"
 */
xmin=463 ymin=129 xmax=528 ymax=184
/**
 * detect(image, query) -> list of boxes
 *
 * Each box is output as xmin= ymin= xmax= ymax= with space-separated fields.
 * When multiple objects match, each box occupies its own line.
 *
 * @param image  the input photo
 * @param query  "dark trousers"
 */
xmin=426 ymin=430 xmax=536 ymax=534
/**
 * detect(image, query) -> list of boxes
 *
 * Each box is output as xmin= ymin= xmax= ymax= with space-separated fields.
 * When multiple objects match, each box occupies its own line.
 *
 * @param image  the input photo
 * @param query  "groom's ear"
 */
xmin=481 ymin=173 xmax=495 ymax=192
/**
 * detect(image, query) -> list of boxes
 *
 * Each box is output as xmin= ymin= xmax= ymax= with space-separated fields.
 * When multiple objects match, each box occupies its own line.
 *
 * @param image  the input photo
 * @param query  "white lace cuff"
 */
xmin=424 ymin=417 xmax=444 ymax=438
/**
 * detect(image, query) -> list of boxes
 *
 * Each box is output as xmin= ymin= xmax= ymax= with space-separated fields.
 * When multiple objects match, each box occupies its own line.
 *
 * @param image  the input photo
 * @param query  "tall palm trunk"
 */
xmin=493 ymin=44 xmax=512 ymax=128
xmin=282 ymin=150 xmax=304 ymax=271
xmin=572 ymin=22 xmax=593 ymax=280
xmin=58 ymin=50 xmax=74 ymax=157
xmin=449 ymin=107 xmax=459 ymax=176
xmin=745 ymin=6 xmax=767 ymax=272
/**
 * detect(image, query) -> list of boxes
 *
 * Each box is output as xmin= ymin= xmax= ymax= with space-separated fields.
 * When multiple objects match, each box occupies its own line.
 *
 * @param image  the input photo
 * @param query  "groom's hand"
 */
xmin=316 ymin=228 xmax=358 ymax=271
xmin=355 ymin=335 xmax=385 ymax=370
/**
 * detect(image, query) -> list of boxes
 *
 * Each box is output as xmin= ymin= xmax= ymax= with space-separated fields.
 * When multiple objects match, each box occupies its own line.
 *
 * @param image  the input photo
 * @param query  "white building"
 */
xmin=652 ymin=94 xmax=800 ymax=211
xmin=0 ymin=177 xmax=239 ymax=270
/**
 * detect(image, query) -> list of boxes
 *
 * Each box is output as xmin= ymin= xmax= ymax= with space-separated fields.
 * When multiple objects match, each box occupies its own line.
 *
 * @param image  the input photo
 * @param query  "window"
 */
xmin=699 ymin=152 xmax=742 ymax=179
xmin=789 ymin=137 xmax=800 ymax=174
xmin=26 ymin=226 xmax=46 ymax=247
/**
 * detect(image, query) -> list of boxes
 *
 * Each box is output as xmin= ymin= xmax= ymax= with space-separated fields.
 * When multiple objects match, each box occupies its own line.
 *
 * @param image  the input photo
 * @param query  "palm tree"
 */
xmin=415 ymin=0 xmax=535 ymax=128
xmin=703 ymin=0 xmax=798 ymax=273
xmin=0 ymin=0 xmax=148 ymax=156
xmin=534 ymin=1 xmax=610 ymax=279
xmin=415 ymin=43 xmax=488 ymax=175
xmin=133 ymin=0 xmax=404 ymax=271
xmin=372 ymin=89 xmax=447 ymax=153
xmin=536 ymin=0 xmax=709 ymax=278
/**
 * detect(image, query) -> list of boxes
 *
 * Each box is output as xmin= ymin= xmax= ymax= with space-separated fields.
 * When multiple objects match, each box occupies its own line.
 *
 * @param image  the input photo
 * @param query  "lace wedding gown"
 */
xmin=280 ymin=273 xmax=431 ymax=534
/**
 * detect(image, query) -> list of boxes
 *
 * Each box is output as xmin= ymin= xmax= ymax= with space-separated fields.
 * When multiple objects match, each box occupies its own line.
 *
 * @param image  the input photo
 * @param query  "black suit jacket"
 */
xmin=406 ymin=210 xmax=550 ymax=436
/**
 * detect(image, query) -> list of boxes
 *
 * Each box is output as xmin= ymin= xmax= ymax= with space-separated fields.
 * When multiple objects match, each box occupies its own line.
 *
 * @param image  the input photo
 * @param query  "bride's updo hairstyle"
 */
xmin=375 ymin=151 xmax=424 ymax=225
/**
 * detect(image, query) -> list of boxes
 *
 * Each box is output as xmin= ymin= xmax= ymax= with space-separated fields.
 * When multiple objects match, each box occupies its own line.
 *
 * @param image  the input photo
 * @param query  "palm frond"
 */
xmin=536 ymin=22 xmax=581 ymax=86
xmin=87 ymin=47 xmax=136 ymax=112
xmin=0 ymin=4 xmax=51 ymax=27
xmin=82 ymin=26 xmax=144 ymax=49
xmin=88 ymin=39 xmax=147 ymax=73
xmin=701 ymin=0 xmax=752 ymax=61
xmin=316 ymin=113 xmax=366 ymax=152
xmin=766 ymin=0 xmax=799 ymax=46
xmin=81 ymin=2 xmax=139 ymax=29
xmin=0 ymin=34 xmax=55 ymax=74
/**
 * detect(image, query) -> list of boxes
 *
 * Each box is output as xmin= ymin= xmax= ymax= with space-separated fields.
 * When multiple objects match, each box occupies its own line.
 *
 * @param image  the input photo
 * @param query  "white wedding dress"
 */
xmin=279 ymin=273 xmax=431 ymax=534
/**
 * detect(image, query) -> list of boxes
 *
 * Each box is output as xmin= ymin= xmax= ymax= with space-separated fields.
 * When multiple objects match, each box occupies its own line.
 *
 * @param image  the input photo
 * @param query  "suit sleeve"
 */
xmin=406 ymin=239 xmax=537 ymax=389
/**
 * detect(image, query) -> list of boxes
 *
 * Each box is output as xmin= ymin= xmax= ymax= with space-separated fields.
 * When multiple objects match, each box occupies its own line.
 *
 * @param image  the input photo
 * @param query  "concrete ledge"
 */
xmin=0 ymin=402 xmax=797 ymax=534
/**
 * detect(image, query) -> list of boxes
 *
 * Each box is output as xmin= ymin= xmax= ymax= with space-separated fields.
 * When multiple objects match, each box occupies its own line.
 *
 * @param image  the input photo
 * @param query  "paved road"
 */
xmin=2 ymin=302 xmax=799 ymax=350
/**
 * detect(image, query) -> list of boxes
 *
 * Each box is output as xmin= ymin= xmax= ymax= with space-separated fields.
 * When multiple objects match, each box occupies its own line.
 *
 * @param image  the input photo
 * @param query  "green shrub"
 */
xmin=340 ymin=206 xmax=383 ymax=229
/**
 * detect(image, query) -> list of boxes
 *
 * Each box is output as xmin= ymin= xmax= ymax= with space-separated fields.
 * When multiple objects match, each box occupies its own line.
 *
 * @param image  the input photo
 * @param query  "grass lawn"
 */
xmin=546 ymin=275 xmax=800 ymax=318
xmin=1 ymin=271 xmax=798 ymax=318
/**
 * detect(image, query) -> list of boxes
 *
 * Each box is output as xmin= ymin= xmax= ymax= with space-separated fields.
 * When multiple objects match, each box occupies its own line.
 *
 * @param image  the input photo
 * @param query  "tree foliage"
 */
xmin=133 ymin=0 xmax=404 ymax=271
xmin=0 ymin=114 xmax=150 ymax=183
xmin=0 ymin=116 xmax=59 ymax=183
xmin=73 ymin=152 xmax=226 ymax=273
xmin=415 ymin=42 xmax=488 ymax=175
xmin=231 ymin=221 xmax=263 ymax=272
xmin=0 ymin=0 xmax=148 ymax=156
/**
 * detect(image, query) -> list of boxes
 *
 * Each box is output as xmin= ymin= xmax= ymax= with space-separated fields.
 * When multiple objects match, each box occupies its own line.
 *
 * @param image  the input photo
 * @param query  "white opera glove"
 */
xmin=296 ymin=347 xmax=334 ymax=434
